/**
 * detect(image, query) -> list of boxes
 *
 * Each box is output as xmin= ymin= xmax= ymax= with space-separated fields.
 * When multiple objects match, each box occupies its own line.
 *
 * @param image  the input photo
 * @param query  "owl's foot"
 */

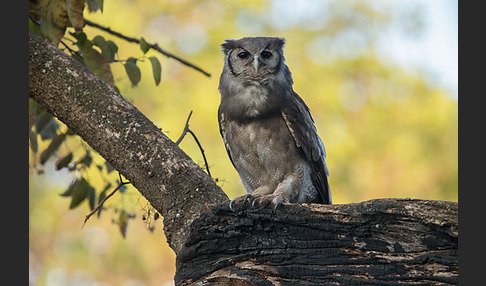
xmin=250 ymin=194 xmax=286 ymax=213
xmin=229 ymin=194 xmax=252 ymax=211
xmin=229 ymin=192 xmax=286 ymax=213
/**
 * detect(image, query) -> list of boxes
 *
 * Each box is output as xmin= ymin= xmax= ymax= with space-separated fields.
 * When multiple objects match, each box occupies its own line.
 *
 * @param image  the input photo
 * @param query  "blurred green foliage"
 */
xmin=29 ymin=0 xmax=457 ymax=285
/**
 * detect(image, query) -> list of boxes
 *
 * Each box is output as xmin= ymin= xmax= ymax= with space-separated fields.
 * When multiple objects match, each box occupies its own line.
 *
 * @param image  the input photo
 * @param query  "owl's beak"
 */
xmin=252 ymin=54 xmax=259 ymax=72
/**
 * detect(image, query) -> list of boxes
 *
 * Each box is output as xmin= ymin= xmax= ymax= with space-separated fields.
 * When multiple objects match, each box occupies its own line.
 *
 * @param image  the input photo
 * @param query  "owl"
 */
xmin=218 ymin=37 xmax=331 ymax=211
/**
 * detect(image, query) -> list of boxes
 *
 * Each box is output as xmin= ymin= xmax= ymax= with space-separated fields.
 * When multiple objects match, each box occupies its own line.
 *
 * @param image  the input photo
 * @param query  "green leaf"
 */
xmin=86 ymin=0 xmax=103 ymax=13
xmin=36 ymin=113 xmax=59 ymax=141
xmin=29 ymin=130 xmax=38 ymax=153
xmin=99 ymin=183 xmax=111 ymax=202
xmin=124 ymin=57 xmax=141 ymax=86
xmin=119 ymin=184 xmax=128 ymax=194
xmin=35 ymin=111 xmax=53 ymax=134
xmin=38 ymin=0 xmax=69 ymax=46
xmin=92 ymin=36 xmax=117 ymax=63
xmin=72 ymin=31 xmax=88 ymax=45
xmin=61 ymin=178 xmax=81 ymax=197
xmin=87 ymin=186 xmax=96 ymax=210
xmin=69 ymin=177 xmax=93 ymax=209
xmin=66 ymin=128 xmax=76 ymax=136
xmin=40 ymin=132 xmax=67 ymax=165
xmin=118 ymin=210 xmax=128 ymax=238
xmin=29 ymin=98 xmax=41 ymax=119
xmin=29 ymin=17 xmax=42 ymax=36
xmin=78 ymin=38 xmax=115 ymax=87
xmin=91 ymin=35 xmax=105 ymax=47
xmin=105 ymin=161 xmax=115 ymax=173
xmin=140 ymin=37 xmax=151 ymax=54
xmin=77 ymin=151 xmax=93 ymax=167
xmin=106 ymin=41 xmax=118 ymax=58
xmin=66 ymin=0 xmax=85 ymax=33
xmin=39 ymin=119 xmax=59 ymax=140
xmin=96 ymin=0 xmax=104 ymax=12
xmin=55 ymin=152 xmax=73 ymax=170
xmin=149 ymin=56 xmax=162 ymax=86
xmin=39 ymin=16 xmax=66 ymax=45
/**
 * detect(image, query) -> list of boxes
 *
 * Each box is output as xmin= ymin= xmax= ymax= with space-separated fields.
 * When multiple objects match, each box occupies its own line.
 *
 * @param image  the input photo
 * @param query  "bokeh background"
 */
xmin=29 ymin=0 xmax=458 ymax=285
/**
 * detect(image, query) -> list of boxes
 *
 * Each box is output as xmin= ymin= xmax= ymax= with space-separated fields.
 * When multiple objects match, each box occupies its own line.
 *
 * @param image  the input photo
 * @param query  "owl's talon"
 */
xmin=243 ymin=194 xmax=252 ymax=204
xmin=251 ymin=197 xmax=260 ymax=208
xmin=273 ymin=200 xmax=282 ymax=213
xmin=229 ymin=199 xmax=236 ymax=211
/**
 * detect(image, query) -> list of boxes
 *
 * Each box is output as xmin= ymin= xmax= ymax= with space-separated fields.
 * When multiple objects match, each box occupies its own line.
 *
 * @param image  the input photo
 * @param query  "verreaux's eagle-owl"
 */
xmin=217 ymin=37 xmax=332 ymax=210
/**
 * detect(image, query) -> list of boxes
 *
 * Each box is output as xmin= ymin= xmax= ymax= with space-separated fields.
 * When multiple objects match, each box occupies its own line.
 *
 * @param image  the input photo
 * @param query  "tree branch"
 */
xmin=84 ymin=19 xmax=212 ymax=77
xmin=83 ymin=173 xmax=130 ymax=226
xmin=176 ymin=111 xmax=212 ymax=178
xmin=29 ymin=32 xmax=227 ymax=255
xmin=176 ymin=198 xmax=458 ymax=285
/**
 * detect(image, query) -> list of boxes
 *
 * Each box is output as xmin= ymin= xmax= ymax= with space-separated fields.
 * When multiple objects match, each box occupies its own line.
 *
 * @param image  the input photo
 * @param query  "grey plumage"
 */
xmin=218 ymin=37 xmax=331 ymax=208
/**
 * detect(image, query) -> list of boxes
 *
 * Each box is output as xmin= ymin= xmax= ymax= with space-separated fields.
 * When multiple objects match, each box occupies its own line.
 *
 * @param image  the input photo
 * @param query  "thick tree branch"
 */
xmin=177 ymin=198 xmax=458 ymax=285
xmin=29 ymin=32 xmax=227 ymax=255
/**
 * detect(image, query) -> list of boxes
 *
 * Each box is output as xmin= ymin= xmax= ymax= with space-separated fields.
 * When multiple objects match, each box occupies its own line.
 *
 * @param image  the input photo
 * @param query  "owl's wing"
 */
xmin=218 ymin=108 xmax=236 ymax=169
xmin=281 ymin=92 xmax=332 ymax=204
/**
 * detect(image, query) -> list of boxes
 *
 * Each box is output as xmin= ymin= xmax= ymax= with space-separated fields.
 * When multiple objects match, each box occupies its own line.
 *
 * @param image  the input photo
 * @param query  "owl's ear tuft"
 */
xmin=272 ymin=37 xmax=286 ymax=51
xmin=221 ymin=39 xmax=237 ymax=55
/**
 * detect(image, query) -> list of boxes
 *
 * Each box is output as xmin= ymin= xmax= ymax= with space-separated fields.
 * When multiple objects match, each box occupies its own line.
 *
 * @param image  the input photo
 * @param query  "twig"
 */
xmin=60 ymin=40 xmax=78 ymax=56
xmin=83 ymin=173 xmax=130 ymax=226
xmin=176 ymin=111 xmax=212 ymax=178
xmin=83 ymin=19 xmax=211 ymax=77
xmin=176 ymin=110 xmax=193 ymax=145
xmin=187 ymin=129 xmax=212 ymax=178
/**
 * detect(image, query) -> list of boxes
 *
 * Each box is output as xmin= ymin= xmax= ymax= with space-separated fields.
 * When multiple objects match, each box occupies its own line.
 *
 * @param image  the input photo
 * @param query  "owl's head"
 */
xmin=221 ymin=37 xmax=286 ymax=79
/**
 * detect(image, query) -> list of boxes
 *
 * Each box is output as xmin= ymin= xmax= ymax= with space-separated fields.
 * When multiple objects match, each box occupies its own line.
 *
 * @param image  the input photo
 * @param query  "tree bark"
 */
xmin=29 ymin=32 xmax=228 ymax=255
xmin=176 ymin=198 xmax=458 ymax=285
xmin=29 ymin=32 xmax=458 ymax=285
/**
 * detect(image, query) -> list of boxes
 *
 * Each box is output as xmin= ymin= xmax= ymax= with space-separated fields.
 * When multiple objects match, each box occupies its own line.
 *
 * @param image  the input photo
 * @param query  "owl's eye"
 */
xmin=261 ymin=51 xmax=273 ymax=59
xmin=237 ymin=51 xmax=250 ymax=59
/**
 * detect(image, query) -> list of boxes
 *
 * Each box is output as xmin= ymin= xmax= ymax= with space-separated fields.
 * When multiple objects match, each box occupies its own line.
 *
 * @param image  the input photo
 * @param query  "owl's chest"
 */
xmin=238 ymin=84 xmax=269 ymax=117
xmin=224 ymin=116 xmax=297 ymax=173
xmin=221 ymin=82 xmax=283 ymax=120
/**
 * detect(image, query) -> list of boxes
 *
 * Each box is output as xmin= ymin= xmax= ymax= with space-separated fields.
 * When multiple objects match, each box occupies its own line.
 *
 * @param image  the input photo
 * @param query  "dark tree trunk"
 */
xmin=176 ymin=199 xmax=457 ymax=285
xmin=29 ymin=32 xmax=458 ymax=285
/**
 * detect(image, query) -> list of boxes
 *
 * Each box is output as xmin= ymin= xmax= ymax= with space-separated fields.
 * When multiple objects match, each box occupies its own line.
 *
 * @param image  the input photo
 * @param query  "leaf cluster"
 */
xmin=29 ymin=0 xmax=163 ymax=89
xmin=29 ymin=97 xmax=133 ymax=236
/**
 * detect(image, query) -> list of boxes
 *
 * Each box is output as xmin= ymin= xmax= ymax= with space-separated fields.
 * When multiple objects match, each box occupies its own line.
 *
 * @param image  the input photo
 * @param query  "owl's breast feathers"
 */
xmin=218 ymin=89 xmax=332 ymax=204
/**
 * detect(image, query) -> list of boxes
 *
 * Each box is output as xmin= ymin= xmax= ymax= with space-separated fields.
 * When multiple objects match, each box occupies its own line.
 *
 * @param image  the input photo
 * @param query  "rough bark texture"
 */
xmin=176 ymin=198 xmax=458 ymax=285
xmin=29 ymin=32 xmax=458 ymax=285
xmin=29 ymin=32 xmax=228 ymax=255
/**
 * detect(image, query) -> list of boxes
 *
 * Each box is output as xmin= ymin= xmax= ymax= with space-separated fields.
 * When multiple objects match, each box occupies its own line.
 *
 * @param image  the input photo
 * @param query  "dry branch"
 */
xmin=83 ymin=173 xmax=130 ymax=226
xmin=84 ymin=19 xmax=212 ymax=77
xmin=176 ymin=111 xmax=212 ymax=178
